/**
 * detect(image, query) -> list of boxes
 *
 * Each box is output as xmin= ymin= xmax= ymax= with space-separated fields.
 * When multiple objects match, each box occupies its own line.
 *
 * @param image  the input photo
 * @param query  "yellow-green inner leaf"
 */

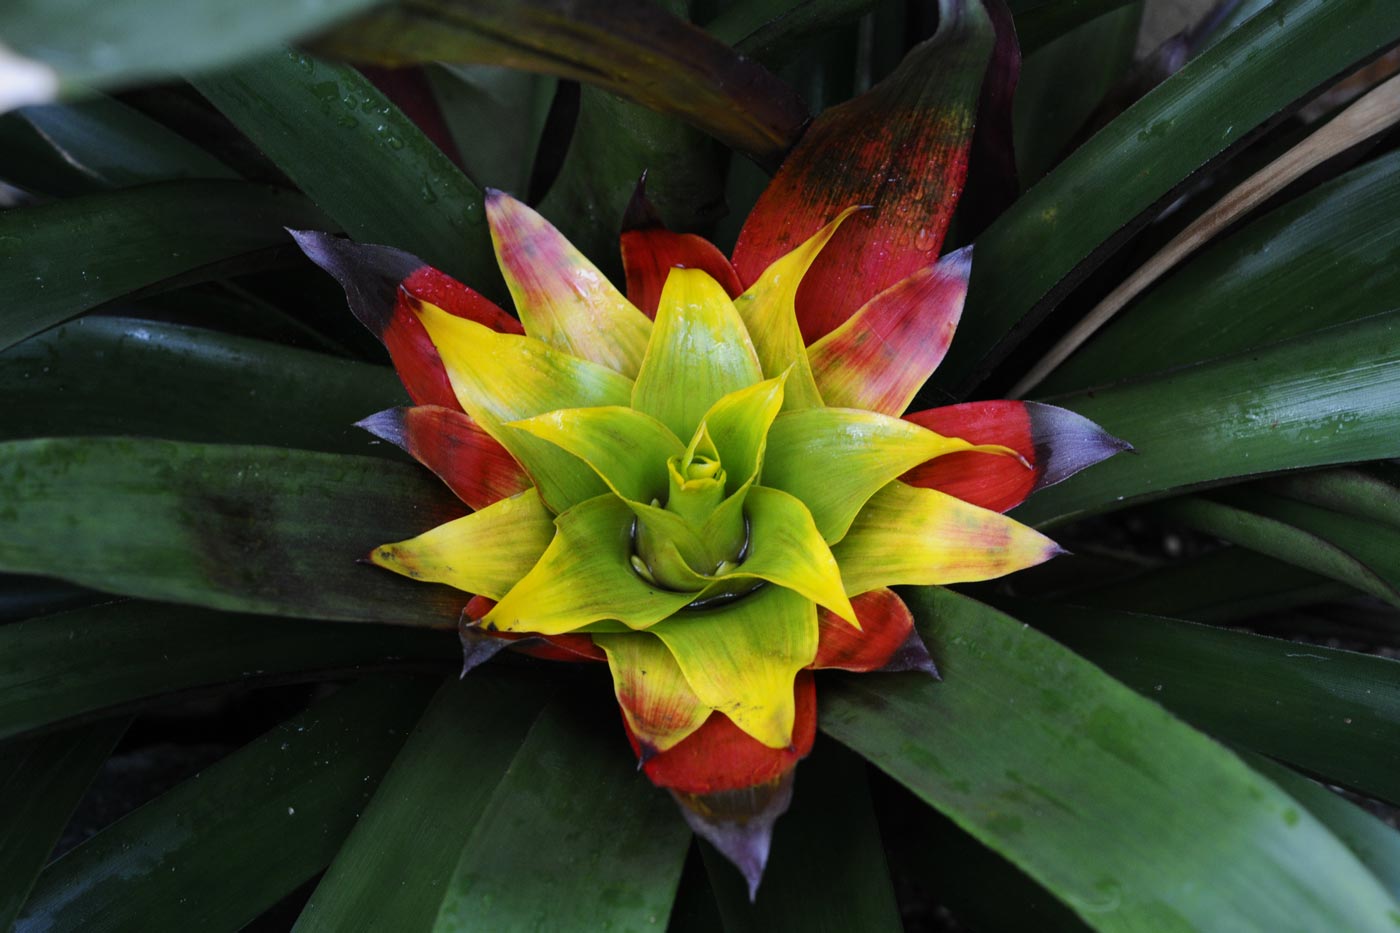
xmin=698 ymin=374 xmax=786 ymax=495
xmin=508 ymin=405 xmax=683 ymax=504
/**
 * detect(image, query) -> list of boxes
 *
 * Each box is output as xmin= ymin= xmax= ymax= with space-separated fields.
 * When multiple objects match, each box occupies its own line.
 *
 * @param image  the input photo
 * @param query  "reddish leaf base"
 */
xmin=812 ymin=588 xmax=936 ymax=674
xmin=620 ymin=177 xmax=743 ymax=318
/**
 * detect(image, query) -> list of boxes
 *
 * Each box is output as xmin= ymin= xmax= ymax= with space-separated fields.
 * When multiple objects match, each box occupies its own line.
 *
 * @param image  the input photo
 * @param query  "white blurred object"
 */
xmin=0 ymin=41 xmax=59 ymax=114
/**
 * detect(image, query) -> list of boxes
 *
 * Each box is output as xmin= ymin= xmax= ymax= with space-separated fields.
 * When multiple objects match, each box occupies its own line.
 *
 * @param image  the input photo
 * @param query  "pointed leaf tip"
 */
xmin=880 ymin=627 xmax=941 ymax=679
xmin=673 ymin=772 xmax=796 ymax=901
xmin=458 ymin=617 xmax=511 ymax=677
xmin=623 ymin=171 xmax=664 ymax=231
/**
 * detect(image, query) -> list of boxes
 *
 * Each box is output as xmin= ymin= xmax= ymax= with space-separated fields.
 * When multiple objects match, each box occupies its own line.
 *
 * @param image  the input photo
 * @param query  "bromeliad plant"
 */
xmin=291 ymin=181 xmax=1122 ymax=887
xmin=6 ymin=0 xmax=1400 ymax=930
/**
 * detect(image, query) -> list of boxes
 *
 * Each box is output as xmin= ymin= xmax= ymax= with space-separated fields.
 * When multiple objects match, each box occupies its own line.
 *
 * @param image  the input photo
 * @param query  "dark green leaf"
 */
xmin=1154 ymin=495 xmax=1400 ymax=608
xmin=1012 ymin=0 xmax=1137 ymax=54
xmin=700 ymin=739 xmax=902 ymax=932
xmin=0 ymin=720 xmax=128 ymax=931
xmin=312 ymin=0 xmax=810 ymax=166
xmin=0 ymin=180 xmax=326 ymax=352
xmin=0 ymin=601 xmax=456 ymax=741
xmin=1011 ymin=599 xmax=1400 ymax=807
xmin=936 ymin=0 xmax=1400 ymax=393
xmin=293 ymin=675 xmax=548 ymax=932
xmin=1042 ymin=150 xmax=1400 ymax=393
xmin=1267 ymin=465 xmax=1400 ymax=531
xmin=1013 ymin=311 xmax=1400 ymax=526
xmin=426 ymin=64 xmax=556 ymax=194
xmin=0 ymin=438 xmax=467 ymax=625
xmin=1013 ymin=2 xmax=1142 ymax=183
xmin=432 ymin=689 xmax=690 ymax=931
xmin=0 ymin=574 xmax=103 ymax=624
xmin=1244 ymin=753 xmax=1400 ymax=902
xmin=191 ymin=51 xmax=503 ymax=296
xmin=15 ymin=676 xmax=435 ymax=933
xmin=0 ymin=316 xmax=403 ymax=452
xmin=1066 ymin=547 xmax=1352 ymax=623
xmin=0 ymin=95 xmax=234 ymax=196
xmin=705 ymin=0 xmax=879 ymax=71
xmin=822 ymin=587 xmax=1400 ymax=929
xmin=0 ymin=0 xmax=378 ymax=90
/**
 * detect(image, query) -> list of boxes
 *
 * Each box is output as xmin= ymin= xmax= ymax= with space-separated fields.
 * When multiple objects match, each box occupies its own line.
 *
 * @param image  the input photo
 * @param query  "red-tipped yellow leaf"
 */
xmin=808 ymin=246 xmax=971 ymax=415
xmin=649 ymin=583 xmax=818 ymax=749
xmin=358 ymin=406 xmax=530 ymax=510
xmin=595 ymin=632 xmax=712 ymax=755
xmin=412 ymin=296 xmax=632 ymax=512
xmin=732 ymin=209 xmax=862 ymax=411
xmin=763 ymin=407 xmax=1018 ymax=543
xmin=731 ymin=0 xmax=994 ymax=343
xmin=832 ymin=481 xmax=1062 ymax=595
xmin=903 ymin=401 xmax=1130 ymax=512
xmin=370 ymin=488 xmax=554 ymax=600
xmin=486 ymin=189 xmax=652 ymax=376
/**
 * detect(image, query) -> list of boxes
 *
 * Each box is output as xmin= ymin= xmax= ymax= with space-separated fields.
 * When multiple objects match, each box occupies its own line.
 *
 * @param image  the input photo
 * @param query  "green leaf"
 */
xmin=704 ymin=0 xmax=880 ymax=71
xmin=1042 ymin=150 xmax=1400 ymax=394
xmin=191 ymin=51 xmax=502 ymax=296
xmin=0 ymin=180 xmax=326 ymax=352
xmin=0 ymin=438 xmax=469 ymax=625
xmin=0 ymin=601 xmax=455 ymax=741
xmin=1153 ymin=495 xmax=1400 ymax=608
xmin=311 ymin=0 xmax=809 ymax=166
xmin=1012 ymin=0 xmax=1137 ymax=54
xmin=0 ymin=316 xmax=403 ymax=452
xmin=15 ymin=676 xmax=435 ymax=933
xmin=935 ymin=0 xmax=1400 ymax=393
xmin=293 ymin=675 xmax=549 ymax=932
xmin=822 ymin=587 xmax=1400 ymax=930
xmin=701 ymin=376 xmax=786 ymax=495
xmin=1 ymin=95 xmax=235 ymax=196
xmin=1014 ymin=312 xmax=1400 ymax=526
xmin=1244 ymin=753 xmax=1400 ymax=902
xmin=510 ymin=406 xmax=683 ymax=504
xmin=1267 ymin=465 xmax=1400 ymax=530
xmin=1011 ymin=600 xmax=1400 ymax=807
xmin=0 ymin=720 xmax=128 ymax=931
xmin=632 ymin=268 xmax=764 ymax=443
xmin=432 ymin=690 xmax=690 ymax=931
xmin=426 ymin=64 xmax=556 ymax=194
xmin=0 ymin=0 xmax=378 ymax=90
xmin=700 ymin=739 xmax=902 ymax=931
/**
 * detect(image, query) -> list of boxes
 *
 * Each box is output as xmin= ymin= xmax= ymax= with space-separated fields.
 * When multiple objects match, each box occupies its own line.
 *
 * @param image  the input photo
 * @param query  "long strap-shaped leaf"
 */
xmin=821 ymin=587 xmax=1400 ymax=930
xmin=0 ymin=439 xmax=469 ymax=626
xmin=312 ymin=0 xmax=810 ymax=166
xmin=1012 ymin=600 xmax=1400 ymax=807
xmin=1014 ymin=311 xmax=1400 ymax=527
xmin=0 ymin=601 xmax=457 ymax=741
xmin=14 ymin=676 xmax=436 ymax=933
xmin=934 ymin=0 xmax=1400 ymax=395
xmin=0 ymin=180 xmax=326 ymax=352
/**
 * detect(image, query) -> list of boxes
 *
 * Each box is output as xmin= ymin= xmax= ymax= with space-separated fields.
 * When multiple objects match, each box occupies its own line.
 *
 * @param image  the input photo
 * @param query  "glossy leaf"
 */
xmin=651 ymin=583 xmax=818 ymax=750
xmin=1154 ymin=495 xmax=1400 ymax=608
xmin=509 ymin=406 xmax=683 ymax=504
xmin=1015 ymin=312 xmax=1400 ymax=526
xmin=293 ymin=676 xmax=548 ymax=932
xmin=0 ymin=720 xmax=128 ymax=931
xmin=1043 ymin=150 xmax=1400 ymax=394
xmin=371 ymin=489 xmax=556 ymax=602
xmin=4 ymin=94 xmax=235 ymax=194
xmin=937 ymin=0 xmax=1400 ymax=393
xmin=432 ymin=690 xmax=690 ymax=930
xmin=0 ymin=438 xmax=469 ymax=625
xmin=0 ymin=601 xmax=456 ymax=741
xmin=15 ymin=677 xmax=435 ymax=933
xmin=700 ymin=740 xmax=902 ymax=931
xmin=312 ymin=0 xmax=809 ymax=166
xmin=0 ymin=0 xmax=378 ymax=90
xmin=0 ymin=180 xmax=325 ymax=351
xmin=192 ymin=52 xmax=502 ymax=295
xmin=0 ymin=316 xmax=403 ymax=452
xmin=822 ymin=588 xmax=1400 ymax=930
xmin=1014 ymin=600 xmax=1400 ymax=806
xmin=633 ymin=268 xmax=764 ymax=442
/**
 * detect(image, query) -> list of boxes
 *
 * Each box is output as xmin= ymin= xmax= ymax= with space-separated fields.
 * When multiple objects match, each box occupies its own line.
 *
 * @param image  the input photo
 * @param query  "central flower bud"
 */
xmin=631 ymin=426 xmax=750 ymax=593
